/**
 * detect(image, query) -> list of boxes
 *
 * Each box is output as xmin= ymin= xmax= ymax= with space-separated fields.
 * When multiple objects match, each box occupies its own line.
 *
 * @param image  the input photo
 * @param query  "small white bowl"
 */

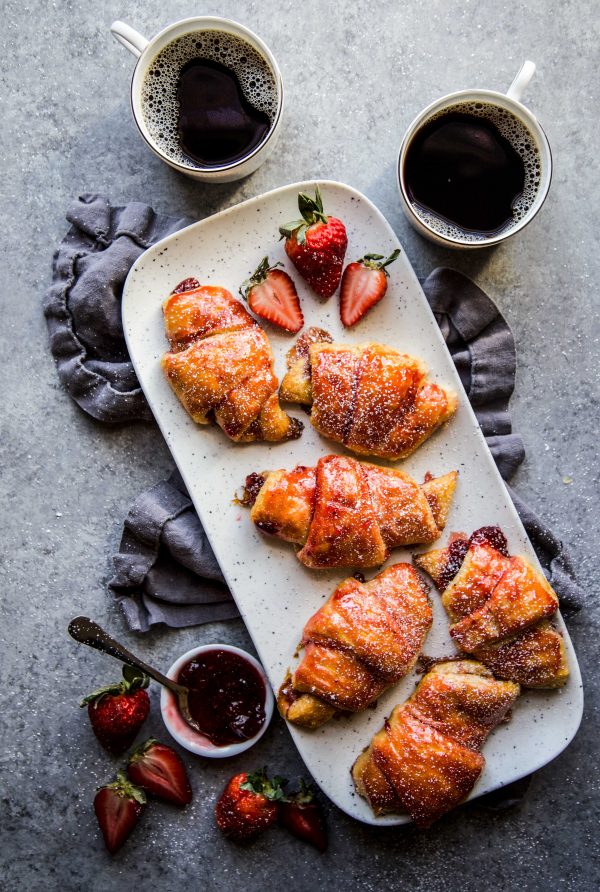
xmin=160 ymin=644 xmax=274 ymax=758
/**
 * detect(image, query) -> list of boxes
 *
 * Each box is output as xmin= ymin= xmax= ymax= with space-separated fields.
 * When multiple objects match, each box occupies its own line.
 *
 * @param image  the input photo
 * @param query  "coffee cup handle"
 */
xmin=110 ymin=20 xmax=149 ymax=59
xmin=506 ymin=60 xmax=536 ymax=102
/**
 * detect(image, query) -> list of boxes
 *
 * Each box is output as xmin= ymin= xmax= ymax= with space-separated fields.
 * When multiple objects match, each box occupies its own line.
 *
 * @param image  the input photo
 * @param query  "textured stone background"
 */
xmin=1 ymin=1 xmax=598 ymax=890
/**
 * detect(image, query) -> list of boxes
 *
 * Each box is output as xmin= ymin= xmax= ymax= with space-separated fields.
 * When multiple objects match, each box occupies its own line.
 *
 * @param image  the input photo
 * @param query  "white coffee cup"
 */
xmin=397 ymin=62 xmax=552 ymax=249
xmin=111 ymin=17 xmax=284 ymax=183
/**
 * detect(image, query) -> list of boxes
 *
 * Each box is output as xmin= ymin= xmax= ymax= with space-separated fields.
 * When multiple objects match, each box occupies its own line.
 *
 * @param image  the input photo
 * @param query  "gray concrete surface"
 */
xmin=1 ymin=1 xmax=598 ymax=890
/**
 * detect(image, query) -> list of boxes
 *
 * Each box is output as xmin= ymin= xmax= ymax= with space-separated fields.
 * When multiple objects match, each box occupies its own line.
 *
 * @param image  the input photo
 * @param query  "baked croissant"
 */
xmin=352 ymin=660 xmax=520 ymax=827
xmin=161 ymin=280 xmax=302 ymax=443
xmin=241 ymin=454 xmax=458 ymax=569
xmin=279 ymin=328 xmax=458 ymax=461
xmin=278 ymin=564 xmax=433 ymax=728
xmin=414 ymin=527 xmax=569 ymax=688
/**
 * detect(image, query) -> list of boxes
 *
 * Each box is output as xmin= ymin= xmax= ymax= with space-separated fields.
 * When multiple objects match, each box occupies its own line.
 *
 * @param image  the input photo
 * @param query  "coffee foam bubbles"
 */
xmin=407 ymin=101 xmax=542 ymax=242
xmin=141 ymin=31 xmax=279 ymax=169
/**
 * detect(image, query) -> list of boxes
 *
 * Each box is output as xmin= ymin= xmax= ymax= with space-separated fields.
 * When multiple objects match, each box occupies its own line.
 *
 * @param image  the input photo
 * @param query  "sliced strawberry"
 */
xmin=339 ymin=250 xmax=400 ymax=327
xmin=127 ymin=738 xmax=192 ymax=807
xmin=240 ymin=257 xmax=304 ymax=333
xmin=279 ymin=186 xmax=348 ymax=298
xmin=94 ymin=772 xmax=146 ymax=855
xmin=280 ymin=781 xmax=327 ymax=852
xmin=80 ymin=666 xmax=150 ymax=756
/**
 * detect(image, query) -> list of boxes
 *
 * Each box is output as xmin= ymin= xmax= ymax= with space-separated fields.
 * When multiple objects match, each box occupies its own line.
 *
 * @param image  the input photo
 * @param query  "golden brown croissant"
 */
xmin=277 ymin=564 xmax=433 ymax=728
xmin=414 ymin=527 xmax=569 ymax=688
xmin=241 ymin=454 xmax=458 ymax=569
xmin=161 ymin=280 xmax=302 ymax=443
xmin=279 ymin=328 xmax=458 ymax=460
xmin=352 ymin=660 xmax=520 ymax=827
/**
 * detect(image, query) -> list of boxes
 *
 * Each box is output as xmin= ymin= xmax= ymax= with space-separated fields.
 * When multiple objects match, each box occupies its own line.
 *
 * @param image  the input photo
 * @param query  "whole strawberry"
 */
xmin=81 ymin=666 xmax=150 ymax=755
xmin=216 ymin=768 xmax=285 ymax=843
xmin=279 ymin=186 xmax=348 ymax=298
xmin=340 ymin=249 xmax=400 ymax=327
xmin=94 ymin=771 xmax=146 ymax=854
xmin=280 ymin=780 xmax=328 ymax=852
xmin=240 ymin=257 xmax=304 ymax=333
xmin=127 ymin=738 xmax=192 ymax=807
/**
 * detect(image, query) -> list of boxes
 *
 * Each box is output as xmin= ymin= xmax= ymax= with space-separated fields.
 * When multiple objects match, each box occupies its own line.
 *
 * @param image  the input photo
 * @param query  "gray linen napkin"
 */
xmin=44 ymin=196 xmax=586 ymax=632
xmin=44 ymin=193 xmax=191 ymax=423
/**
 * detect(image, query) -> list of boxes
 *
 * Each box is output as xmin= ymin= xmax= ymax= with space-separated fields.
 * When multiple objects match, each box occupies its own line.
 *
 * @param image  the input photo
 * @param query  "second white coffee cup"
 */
xmin=397 ymin=62 xmax=552 ymax=249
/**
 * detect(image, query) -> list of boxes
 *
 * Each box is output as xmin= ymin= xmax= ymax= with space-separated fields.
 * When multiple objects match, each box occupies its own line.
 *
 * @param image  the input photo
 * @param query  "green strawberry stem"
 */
xmin=239 ymin=256 xmax=283 ymax=299
xmin=101 ymin=771 xmax=147 ymax=805
xmin=359 ymin=249 xmax=401 ymax=273
xmin=283 ymin=778 xmax=315 ymax=805
xmin=80 ymin=665 xmax=149 ymax=708
xmin=128 ymin=737 xmax=158 ymax=763
xmin=279 ymin=185 xmax=329 ymax=245
xmin=240 ymin=768 xmax=287 ymax=802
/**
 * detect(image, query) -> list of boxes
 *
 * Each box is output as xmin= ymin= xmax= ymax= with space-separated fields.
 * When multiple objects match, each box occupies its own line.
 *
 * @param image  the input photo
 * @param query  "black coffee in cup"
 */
xmin=403 ymin=102 xmax=542 ymax=242
xmin=141 ymin=31 xmax=278 ymax=170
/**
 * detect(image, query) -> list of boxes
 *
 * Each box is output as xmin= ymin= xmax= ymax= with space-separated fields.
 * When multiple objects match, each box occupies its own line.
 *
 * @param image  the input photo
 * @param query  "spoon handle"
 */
xmin=68 ymin=615 xmax=186 ymax=695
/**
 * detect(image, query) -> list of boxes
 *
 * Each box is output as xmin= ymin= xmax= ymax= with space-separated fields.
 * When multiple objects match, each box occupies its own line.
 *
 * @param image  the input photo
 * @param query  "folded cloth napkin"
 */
xmin=44 ymin=193 xmax=192 ymax=423
xmin=45 ymin=196 xmax=586 ymax=633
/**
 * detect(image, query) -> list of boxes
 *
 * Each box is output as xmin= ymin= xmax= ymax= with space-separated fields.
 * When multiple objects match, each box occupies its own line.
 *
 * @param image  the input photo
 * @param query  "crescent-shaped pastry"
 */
xmin=241 ymin=454 xmax=458 ymax=569
xmin=414 ymin=527 xmax=569 ymax=688
xmin=352 ymin=660 xmax=520 ymax=827
xmin=277 ymin=564 xmax=433 ymax=728
xmin=279 ymin=329 xmax=458 ymax=460
xmin=161 ymin=280 xmax=302 ymax=443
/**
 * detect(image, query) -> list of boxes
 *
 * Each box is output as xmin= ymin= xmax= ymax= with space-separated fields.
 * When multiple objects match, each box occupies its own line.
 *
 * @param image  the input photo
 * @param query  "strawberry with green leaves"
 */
xmin=340 ymin=249 xmax=400 ymax=327
xmin=215 ymin=768 xmax=286 ymax=843
xmin=127 ymin=738 xmax=192 ymax=807
xmin=80 ymin=666 xmax=150 ymax=755
xmin=279 ymin=186 xmax=348 ymax=298
xmin=280 ymin=780 xmax=328 ymax=852
xmin=94 ymin=772 xmax=146 ymax=854
xmin=240 ymin=257 xmax=304 ymax=333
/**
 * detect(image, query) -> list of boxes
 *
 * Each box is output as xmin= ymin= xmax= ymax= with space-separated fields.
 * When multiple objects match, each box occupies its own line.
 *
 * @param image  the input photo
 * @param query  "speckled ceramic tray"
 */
xmin=122 ymin=181 xmax=583 ymax=826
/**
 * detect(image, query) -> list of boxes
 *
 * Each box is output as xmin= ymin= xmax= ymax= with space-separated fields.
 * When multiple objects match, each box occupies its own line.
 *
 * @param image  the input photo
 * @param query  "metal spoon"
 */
xmin=68 ymin=615 xmax=204 ymax=736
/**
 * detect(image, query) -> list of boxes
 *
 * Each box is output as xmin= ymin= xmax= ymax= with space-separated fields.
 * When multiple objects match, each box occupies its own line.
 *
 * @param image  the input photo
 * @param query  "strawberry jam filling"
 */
xmin=177 ymin=649 xmax=266 ymax=746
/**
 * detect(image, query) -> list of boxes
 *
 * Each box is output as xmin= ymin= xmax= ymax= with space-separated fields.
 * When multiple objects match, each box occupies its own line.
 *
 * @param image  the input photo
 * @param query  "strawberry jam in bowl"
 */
xmin=161 ymin=644 xmax=274 ymax=757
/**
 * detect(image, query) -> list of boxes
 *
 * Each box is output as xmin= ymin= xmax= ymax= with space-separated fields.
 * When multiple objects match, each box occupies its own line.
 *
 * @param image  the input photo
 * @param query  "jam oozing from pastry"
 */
xmin=286 ymin=326 xmax=333 ymax=364
xmin=177 ymin=649 xmax=266 ymax=746
xmin=171 ymin=277 xmax=201 ymax=294
xmin=469 ymin=525 xmax=509 ymax=556
xmin=438 ymin=525 xmax=509 ymax=590
xmin=438 ymin=538 xmax=469 ymax=591
xmin=241 ymin=472 xmax=267 ymax=507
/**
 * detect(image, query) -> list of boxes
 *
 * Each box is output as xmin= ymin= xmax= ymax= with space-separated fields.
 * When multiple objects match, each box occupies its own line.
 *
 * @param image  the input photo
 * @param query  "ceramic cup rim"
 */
xmin=397 ymin=88 xmax=553 ymax=248
xmin=160 ymin=643 xmax=274 ymax=758
xmin=129 ymin=16 xmax=284 ymax=176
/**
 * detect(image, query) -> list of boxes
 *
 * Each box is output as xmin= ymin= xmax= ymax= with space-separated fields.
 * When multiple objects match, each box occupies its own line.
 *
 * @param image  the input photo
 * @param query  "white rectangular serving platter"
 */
xmin=122 ymin=181 xmax=583 ymax=826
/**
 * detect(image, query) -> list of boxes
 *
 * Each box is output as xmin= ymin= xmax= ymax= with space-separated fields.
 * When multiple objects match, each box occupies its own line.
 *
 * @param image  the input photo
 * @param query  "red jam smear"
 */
xmin=177 ymin=649 xmax=266 ymax=746
xmin=469 ymin=525 xmax=509 ymax=556
xmin=439 ymin=525 xmax=509 ymax=590
xmin=171 ymin=277 xmax=200 ymax=295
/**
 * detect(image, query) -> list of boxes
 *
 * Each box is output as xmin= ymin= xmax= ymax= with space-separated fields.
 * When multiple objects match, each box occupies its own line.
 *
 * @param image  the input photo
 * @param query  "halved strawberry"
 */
xmin=280 ymin=780 xmax=327 ymax=852
xmin=339 ymin=250 xmax=400 ymax=327
xmin=127 ymin=738 xmax=192 ymax=807
xmin=94 ymin=772 xmax=146 ymax=855
xmin=279 ymin=186 xmax=348 ymax=298
xmin=240 ymin=257 xmax=304 ymax=333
